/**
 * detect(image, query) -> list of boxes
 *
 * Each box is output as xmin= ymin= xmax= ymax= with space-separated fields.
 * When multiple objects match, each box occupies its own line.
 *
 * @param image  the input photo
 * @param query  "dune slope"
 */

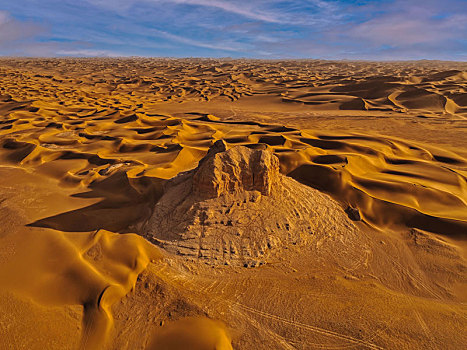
xmin=0 ymin=58 xmax=466 ymax=350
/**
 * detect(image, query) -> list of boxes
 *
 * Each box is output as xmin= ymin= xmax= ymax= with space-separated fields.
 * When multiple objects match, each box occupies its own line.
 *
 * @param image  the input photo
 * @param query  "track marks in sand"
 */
xmin=233 ymin=302 xmax=384 ymax=350
xmin=1 ymin=59 xmax=466 ymax=350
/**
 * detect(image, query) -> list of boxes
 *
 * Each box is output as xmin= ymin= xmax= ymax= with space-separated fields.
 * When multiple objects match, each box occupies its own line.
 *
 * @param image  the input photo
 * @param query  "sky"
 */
xmin=0 ymin=0 xmax=466 ymax=60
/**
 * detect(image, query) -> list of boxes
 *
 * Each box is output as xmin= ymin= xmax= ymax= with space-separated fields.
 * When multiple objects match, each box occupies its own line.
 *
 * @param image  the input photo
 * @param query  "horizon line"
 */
xmin=1 ymin=56 xmax=466 ymax=63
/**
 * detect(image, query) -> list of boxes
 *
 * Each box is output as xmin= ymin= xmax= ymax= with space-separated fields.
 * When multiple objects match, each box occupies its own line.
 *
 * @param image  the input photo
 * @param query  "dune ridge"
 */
xmin=1 ymin=58 xmax=466 ymax=118
xmin=0 ymin=59 xmax=466 ymax=350
xmin=1 ymin=91 xmax=465 ymax=236
xmin=0 ymin=166 xmax=161 ymax=349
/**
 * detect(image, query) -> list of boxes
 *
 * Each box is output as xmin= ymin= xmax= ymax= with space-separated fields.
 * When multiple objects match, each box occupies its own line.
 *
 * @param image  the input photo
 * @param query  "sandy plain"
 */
xmin=0 ymin=58 xmax=466 ymax=349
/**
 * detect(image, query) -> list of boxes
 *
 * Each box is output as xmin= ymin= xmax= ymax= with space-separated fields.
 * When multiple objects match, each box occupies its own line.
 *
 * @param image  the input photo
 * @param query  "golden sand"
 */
xmin=0 ymin=58 xmax=466 ymax=349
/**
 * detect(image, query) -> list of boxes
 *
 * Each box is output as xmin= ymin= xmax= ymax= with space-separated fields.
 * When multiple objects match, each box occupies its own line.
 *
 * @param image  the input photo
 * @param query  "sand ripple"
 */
xmin=0 ymin=59 xmax=466 ymax=349
xmin=1 ymin=95 xmax=465 ymax=237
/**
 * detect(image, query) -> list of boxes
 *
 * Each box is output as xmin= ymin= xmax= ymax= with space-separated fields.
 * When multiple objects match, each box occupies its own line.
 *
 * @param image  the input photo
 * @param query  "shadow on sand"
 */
xmin=28 ymin=171 xmax=165 ymax=233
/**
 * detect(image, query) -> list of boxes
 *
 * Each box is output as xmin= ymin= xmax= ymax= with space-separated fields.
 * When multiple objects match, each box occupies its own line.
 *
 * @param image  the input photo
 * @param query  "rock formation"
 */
xmin=143 ymin=140 xmax=357 ymax=267
xmin=192 ymin=140 xmax=281 ymax=197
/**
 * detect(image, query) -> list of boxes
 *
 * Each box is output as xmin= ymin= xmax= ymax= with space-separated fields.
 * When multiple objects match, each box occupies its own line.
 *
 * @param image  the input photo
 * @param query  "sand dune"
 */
xmin=0 ymin=58 xmax=466 ymax=349
xmin=1 ymin=95 xmax=465 ymax=235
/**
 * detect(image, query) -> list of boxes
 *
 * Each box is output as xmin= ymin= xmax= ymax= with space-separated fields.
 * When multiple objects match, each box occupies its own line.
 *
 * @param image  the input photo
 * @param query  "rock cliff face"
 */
xmin=192 ymin=140 xmax=281 ymax=198
xmin=143 ymin=141 xmax=357 ymax=267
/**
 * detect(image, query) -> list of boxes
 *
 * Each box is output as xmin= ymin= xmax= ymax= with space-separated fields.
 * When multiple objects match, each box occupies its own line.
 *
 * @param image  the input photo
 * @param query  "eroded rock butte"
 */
xmin=143 ymin=141 xmax=358 ymax=267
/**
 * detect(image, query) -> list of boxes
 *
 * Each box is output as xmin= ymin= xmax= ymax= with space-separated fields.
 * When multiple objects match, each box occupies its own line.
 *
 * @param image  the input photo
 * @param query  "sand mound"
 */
xmin=143 ymin=141 xmax=357 ymax=266
xmin=147 ymin=316 xmax=232 ymax=350
xmin=1 ymin=59 xmax=466 ymax=350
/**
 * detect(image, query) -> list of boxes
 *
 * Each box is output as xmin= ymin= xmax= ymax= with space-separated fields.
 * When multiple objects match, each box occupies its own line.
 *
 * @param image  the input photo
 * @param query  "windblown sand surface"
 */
xmin=0 ymin=58 xmax=466 ymax=349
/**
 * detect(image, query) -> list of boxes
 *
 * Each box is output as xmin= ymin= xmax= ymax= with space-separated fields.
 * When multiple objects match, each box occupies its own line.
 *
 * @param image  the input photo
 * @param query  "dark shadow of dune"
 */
xmin=28 ymin=171 xmax=165 ymax=233
xmin=289 ymin=164 xmax=467 ymax=239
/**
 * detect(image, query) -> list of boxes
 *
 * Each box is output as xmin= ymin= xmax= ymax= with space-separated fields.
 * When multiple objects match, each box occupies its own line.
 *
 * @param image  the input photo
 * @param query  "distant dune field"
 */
xmin=0 ymin=58 xmax=466 ymax=350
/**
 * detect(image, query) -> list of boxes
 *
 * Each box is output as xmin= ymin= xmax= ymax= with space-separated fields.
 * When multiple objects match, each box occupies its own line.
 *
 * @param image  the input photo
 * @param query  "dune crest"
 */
xmin=0 ymin=89 xmax=465 ymax=236
xmin=0 ymin=59 xmax=466 ymax=350
xmin=0 ymin=166 xmax=161 ymax=349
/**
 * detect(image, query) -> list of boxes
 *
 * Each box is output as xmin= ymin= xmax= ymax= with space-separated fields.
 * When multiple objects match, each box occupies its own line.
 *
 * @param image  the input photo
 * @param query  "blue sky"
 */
xmin=0 ymin=0 xmax=466 ymax=60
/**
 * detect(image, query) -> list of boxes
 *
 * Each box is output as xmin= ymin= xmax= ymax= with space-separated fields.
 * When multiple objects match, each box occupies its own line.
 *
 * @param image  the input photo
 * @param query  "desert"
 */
xmin=0 ymin=57 xmax=466 ymax=349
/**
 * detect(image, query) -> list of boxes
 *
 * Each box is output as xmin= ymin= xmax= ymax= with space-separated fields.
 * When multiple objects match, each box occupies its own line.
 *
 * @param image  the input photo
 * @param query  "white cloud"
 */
xmin=85 ymin=0 xmax=339 ymax=25
xmin=0 ymin=11 xmax=9 ymax=24
xmin=169 ymin=0 xmax=284 ymax=23
xmin=56 ymin=49 xmax=131 ymax=57
xmin=148 ymin=28 xmax=247 ymax=52
xmin=0 ymin=11 xmax=45 ymax=45
xmin=0 ymin=11 xmax=56 ymax=56
xmin=3 ymin=0 xmax=466 ymax=59
xmin=85 ymin=0 xmax=283 ymax=22
xmin=347 ymin=11 xmax=467 ymax=46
